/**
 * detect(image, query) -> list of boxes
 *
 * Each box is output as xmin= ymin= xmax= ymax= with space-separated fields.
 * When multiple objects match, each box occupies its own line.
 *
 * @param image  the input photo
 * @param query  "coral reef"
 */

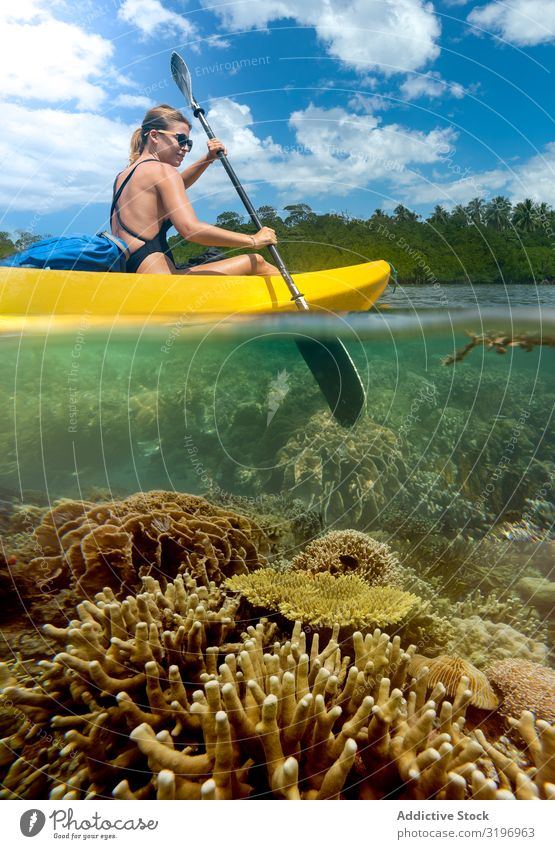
xmin=204 ymin=491 xmax=322 ymax=558
xmin=447 ymin=616 xmax=548 ymax=668
xmin=273 ymin=411 xmax=406 ymax=526
xmin=453 ymin=590 xmax=547 ymax=642
xmin=1 ymin=580 xmax=554 ymax=800
xmin=226 ymin=569 xmax=419 ymax=630
xmin=290 ymin=529 xmax=402 ymax=586
xmin=485 ymin=660 xmax=555 ymax=724
xmin=26 ymin=491 xmax=268 ymax=598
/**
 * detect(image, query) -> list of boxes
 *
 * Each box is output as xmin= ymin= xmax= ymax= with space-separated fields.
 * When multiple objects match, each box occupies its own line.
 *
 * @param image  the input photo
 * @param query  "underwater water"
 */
xmin=0 ymin=300 xmax=554 ymax=800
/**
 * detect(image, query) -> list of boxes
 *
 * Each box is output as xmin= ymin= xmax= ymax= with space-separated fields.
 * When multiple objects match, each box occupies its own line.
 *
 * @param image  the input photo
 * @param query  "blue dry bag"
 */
xmin=0 ymin=231 xmax=129 ymax=272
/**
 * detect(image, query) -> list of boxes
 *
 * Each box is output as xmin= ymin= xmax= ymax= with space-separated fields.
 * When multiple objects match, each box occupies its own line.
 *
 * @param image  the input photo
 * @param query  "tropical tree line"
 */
xmin=170 ymin=198 xmax=555 ymax=284
xmin=2 ymin=196 xmax=554 ymax=282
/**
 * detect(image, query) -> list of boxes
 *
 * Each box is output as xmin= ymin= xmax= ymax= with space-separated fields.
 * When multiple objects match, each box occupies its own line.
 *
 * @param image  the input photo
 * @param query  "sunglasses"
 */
xmin=157 ymin=129 xmax=193 ymax=151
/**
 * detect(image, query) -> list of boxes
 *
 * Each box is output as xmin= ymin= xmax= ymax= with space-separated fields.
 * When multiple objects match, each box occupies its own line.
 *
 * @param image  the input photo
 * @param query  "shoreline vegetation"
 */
xmin=2 ymin=196 xmax=554 ymax=284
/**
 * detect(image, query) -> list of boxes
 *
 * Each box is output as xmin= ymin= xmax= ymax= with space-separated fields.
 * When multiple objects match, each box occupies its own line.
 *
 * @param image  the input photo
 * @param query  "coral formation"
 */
xmin=485 ymin=660 xmax=555 ymax=724
xmin=226 ymin=569 xmax=419 ymax=630
xmin=27 ymin=491 xmax=268 ymax=597
xmin=1 ymin=580 xmax=554 ymax=800
xmin=205 ymin=491 xmax=322 ymax=558
xmin=273 ymin=411 xmax=406 ymax=526
xmin=409 ymin=655 xmax=499 ymax=710
xmin=447 ymin=616 xmax=548 ymax=668
xmin=290 ymin=529 xmax=402 ymax=586
xmin=516 ymin=577 xmax=555 ymax=618
xmin=453 ymin=590 xmax=546 ymax=642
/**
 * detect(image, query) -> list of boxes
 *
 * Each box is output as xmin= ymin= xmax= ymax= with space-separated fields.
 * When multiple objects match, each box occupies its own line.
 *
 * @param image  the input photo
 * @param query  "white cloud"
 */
xmin=186 ymin=98 xmax=457 ymax=204
xmin=118 ymin=0 xmax=197 ymax=40
xmin=467 ymin=1 xmax=555 ymax=46
xmin=397 ymin=142 xmax=555 ymax=207
xmin=114 ymin=94 xmax=154 ymax=109
xmin=200 ymin=0 xmax=441 ymax=74
xmin=507 ymin=141 xmax=555 ymax=204
xmin=205 ymin=35 xmax=231 ymax=49
xmin=0 ymin=102 xmax=133 ymax=215
xmin=0 ymin=2 xmax=113 ymax=110
xmin=401 ymin=72 xmax=465 ymax=100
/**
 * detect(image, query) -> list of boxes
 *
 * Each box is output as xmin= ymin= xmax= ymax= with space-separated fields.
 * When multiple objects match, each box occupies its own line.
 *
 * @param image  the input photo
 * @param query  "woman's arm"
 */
xmin=180 ymin=139 xmax=226 ymax=190
xmin=156 ymin=164 xmax=276 ymax=248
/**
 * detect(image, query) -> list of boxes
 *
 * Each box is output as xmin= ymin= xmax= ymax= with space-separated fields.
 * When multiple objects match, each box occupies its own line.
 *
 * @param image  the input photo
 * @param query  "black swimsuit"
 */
xmin=111 ymin=158 xmax=175 ymax=273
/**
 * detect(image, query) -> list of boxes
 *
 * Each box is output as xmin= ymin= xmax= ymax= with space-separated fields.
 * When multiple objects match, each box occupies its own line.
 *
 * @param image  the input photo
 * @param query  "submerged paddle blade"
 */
xmin=171 ymin=52 xmax=194 ymax=108
xmin=295 ymin=338 xmax=365 ymax=427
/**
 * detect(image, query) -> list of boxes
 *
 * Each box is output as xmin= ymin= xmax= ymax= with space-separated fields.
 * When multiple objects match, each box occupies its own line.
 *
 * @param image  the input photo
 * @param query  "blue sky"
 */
xmin=0 ymin=0 xmax=554 ymax=239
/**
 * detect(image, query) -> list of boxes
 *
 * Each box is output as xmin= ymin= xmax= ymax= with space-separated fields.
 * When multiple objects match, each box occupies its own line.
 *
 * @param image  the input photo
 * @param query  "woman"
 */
xmin=111 ymin=104 xmax=279 ymax=275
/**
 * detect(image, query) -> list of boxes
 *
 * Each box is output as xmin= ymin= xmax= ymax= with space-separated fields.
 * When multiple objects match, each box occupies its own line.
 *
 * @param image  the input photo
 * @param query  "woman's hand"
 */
xmin=252 ymin=227 xmax=278 ymax=247
xmin=205 ymin=138 xmax=227 ymax=161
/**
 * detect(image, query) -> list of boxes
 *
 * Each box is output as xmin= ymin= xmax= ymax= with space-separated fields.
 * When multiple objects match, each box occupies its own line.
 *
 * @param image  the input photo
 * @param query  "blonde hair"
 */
xmin=129 ymin=104 xmax=191 ymax=163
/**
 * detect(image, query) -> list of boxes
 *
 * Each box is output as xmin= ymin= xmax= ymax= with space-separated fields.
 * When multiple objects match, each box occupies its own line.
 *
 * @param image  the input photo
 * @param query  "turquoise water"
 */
xmin=1 ymin=305 xmax=553 ymax=540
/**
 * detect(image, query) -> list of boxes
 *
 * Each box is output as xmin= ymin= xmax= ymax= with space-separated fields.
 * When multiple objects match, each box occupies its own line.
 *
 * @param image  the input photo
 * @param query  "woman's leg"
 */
xmin=177 ymin=253 xmax=279 ymax=276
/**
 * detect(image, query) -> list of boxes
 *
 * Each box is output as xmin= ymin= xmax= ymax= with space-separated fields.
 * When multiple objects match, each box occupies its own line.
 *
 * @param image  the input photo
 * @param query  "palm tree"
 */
xmin=393 ymin=204 xmax=419 ymax=222
xmin=427 ymin=205 xmax=450 ymax=225
xmin=533 ymin=201 xmax=551 ymax=229
xmin=451 ymin=204 xmax=470 ymax=226
xmin=484 ymin=196 xmax=512 ymax=231
xmin=465 ymin=197 xmax=485 ymax=225
xmin=512 ymin=198 xmax=537 ymax=232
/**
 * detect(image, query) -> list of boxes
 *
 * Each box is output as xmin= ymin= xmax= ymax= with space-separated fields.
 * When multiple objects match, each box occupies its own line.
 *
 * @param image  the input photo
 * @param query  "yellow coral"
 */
xmin=226 ymin=569 xmax=418 ymax=629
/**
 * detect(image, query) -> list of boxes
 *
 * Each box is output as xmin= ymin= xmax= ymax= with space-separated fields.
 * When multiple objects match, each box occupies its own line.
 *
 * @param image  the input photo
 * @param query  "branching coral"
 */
xmin=226 ymin=569 xmax=419 ymax=630
xmin=485 ymin=660 xmax=555 ymax=724
xmin=27 ymin=491 xmax=268 ymax=597
xmin=290 ymin=529 xmax=402 ymax=586
xmin=1 ymin=575 xmax=554 ymax=801
xmin=273 ymin=411 xmax=407 ymax=526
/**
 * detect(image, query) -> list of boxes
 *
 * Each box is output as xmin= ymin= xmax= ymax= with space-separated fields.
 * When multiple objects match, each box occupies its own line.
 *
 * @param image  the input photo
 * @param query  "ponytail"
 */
xmin=129 ymin=127 xmax=143 ymax=164
xmin=128 ymin=104 xmax=191 ymax=164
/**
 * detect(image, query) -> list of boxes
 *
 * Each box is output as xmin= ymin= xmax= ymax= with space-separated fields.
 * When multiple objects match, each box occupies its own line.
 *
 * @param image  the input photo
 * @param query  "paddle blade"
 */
xmin=295 ymin=338 xmax=365 ymax=427
xmin=171 ymin=52 xmax=194 ymax=108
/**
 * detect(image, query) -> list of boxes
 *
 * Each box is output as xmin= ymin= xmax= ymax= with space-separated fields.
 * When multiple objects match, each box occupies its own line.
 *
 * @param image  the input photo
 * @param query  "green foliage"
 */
xmin=215 ymin=211 xmax=244 ymax=228
xmin=0 ymin=231 xmax=15 ymax=259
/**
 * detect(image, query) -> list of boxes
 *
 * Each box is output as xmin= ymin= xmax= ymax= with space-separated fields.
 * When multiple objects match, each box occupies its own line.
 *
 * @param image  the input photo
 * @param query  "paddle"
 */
xmin=170 ymin=51 xmax=365 ymax=427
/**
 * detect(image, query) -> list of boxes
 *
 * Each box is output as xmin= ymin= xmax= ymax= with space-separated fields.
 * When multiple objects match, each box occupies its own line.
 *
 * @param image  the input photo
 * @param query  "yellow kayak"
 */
xmin=0 ymin=259 xmax=390 ymax=324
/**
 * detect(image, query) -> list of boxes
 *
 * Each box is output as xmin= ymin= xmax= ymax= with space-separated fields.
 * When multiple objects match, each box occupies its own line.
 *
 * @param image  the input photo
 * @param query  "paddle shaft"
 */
xmin=191 ymin=106 xmax=309 ymax=310
xmin=171 ymin=50 xmax=365 ymax=426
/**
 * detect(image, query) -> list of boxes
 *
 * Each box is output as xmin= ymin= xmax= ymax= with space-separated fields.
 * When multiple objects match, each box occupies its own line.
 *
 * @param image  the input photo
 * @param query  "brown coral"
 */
xmin=485 ymin=659 xmax=555 ymax=723
xmin=226 ymin=569 xmax=419 ymax=629
xmin=1 ymin=575 xmax=554 ymax=801
xmin=409 ymin=655 xmax=499 ymax=710
xmin=291 ymin=529 xmax=401 ymax=586
xmin=27 ymin=491 xmax=268 ymax=597
xmin=275 ymin=412 xmax=407 ymax=526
